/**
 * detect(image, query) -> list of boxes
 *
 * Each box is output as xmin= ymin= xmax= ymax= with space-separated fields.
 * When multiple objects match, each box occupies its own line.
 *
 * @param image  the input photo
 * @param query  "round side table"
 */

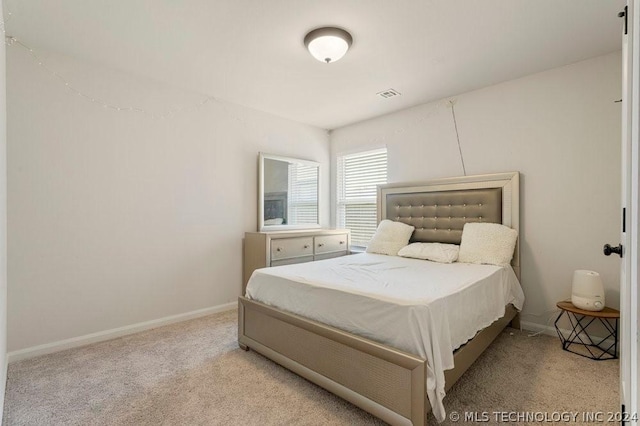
xmin=554 ymin=301 xmax=619 ymax=360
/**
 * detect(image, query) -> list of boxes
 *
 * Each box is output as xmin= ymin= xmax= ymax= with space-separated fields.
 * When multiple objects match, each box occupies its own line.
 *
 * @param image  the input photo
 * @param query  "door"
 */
xmin=618 ymin=1 xmax=639 ymax=422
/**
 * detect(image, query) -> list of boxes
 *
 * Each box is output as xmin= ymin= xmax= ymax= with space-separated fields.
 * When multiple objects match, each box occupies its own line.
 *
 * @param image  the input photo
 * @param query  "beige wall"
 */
xmin=6 ymin=42 xmax=622 ymax=351
xmin=0 ymin=0 xmax=8 ymax=417
xmin=331 ymin=52 xmax=622 ymax=328
xmin=7 ymin=47 xmax=330 ymax=352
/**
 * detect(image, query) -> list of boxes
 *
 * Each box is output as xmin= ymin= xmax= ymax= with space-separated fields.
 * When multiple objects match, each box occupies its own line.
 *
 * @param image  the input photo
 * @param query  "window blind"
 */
xmin=337 ymin=148 xmax=388 ymax=247
xmin=288 ymin=162 xmax=318 ymax=225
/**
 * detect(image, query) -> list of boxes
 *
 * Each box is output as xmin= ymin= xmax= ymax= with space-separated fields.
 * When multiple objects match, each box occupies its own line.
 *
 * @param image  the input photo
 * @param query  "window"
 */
xmin=287 ymin=162 xmax=319 ymax=225
xmin=337 ymin=148 xmax=388 ymax=247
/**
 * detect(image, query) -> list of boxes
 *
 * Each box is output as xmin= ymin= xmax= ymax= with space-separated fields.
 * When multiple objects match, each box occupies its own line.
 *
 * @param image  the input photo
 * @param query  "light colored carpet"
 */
xmin=4 ymin=309 xmax=618 ymax=425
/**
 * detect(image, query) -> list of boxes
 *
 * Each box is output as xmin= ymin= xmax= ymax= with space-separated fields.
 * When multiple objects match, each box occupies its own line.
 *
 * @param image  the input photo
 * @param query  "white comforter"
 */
xmin=246 ymin=253 xmax=525 ymax=422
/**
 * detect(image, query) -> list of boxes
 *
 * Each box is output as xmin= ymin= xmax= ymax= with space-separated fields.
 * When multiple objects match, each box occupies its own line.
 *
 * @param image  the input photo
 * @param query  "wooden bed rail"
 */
xmin=239 ymin=297 xmax=426 ymax=425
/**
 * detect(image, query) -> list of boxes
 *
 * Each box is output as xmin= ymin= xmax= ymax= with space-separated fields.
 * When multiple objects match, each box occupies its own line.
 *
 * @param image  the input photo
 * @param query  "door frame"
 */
xmin=622 ymin=0 xmax=639 ymax=421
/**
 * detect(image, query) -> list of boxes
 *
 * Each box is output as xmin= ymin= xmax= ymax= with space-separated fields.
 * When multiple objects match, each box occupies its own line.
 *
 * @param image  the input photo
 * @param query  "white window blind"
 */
xmin=287 ymin=162 xmax=318 ymax=225
xmin=337 ymin=148 xmax=388 ymax=247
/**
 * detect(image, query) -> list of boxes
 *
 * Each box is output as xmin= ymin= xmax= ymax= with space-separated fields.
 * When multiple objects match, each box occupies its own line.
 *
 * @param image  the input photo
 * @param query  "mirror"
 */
xmin=258 ymin=153 xmax=320 ymax=231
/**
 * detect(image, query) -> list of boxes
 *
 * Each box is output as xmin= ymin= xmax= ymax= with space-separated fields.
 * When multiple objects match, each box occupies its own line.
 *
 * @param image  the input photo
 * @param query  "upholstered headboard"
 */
xmin=264 ymin=191 xmax=288 ymax=223
xmin=377 ymin=172 xmax=520 ymax=278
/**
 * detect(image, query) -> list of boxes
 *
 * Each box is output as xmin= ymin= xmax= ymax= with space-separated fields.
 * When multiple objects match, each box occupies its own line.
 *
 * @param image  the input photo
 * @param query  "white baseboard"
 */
xmin=0 ymin=356 xmax=6 ymax=424
xmin=8 ymin=301 xmax=237 ymax=363
xmin=520 ymin=321 xmax=558 ymax=337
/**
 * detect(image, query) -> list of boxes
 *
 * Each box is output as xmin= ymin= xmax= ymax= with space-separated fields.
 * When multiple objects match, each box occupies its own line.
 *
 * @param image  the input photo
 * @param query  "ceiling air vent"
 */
xmin=377 ymin=89 xmax=401 ymax=99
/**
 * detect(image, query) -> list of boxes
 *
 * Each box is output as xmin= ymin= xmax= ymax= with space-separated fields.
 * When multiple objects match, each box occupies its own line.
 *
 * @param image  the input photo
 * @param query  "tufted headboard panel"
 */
xmin=385 ymin=188 xmax=502 ymax=244
xmin=377 ymin=172 xmax=520 ymax=278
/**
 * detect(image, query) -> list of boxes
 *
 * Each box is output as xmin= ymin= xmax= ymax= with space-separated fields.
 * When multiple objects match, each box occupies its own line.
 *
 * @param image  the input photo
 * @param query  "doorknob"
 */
xmin=603 ymin=243 xmax=623 ymax=258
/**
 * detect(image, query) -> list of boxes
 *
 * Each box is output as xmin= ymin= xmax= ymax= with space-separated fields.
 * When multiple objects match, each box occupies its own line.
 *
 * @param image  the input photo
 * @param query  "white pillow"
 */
xmin=264 ymin=218 xmax=284 ymax=225
xmin=458 ymin=222 xmax=518 ymax=266
xmin=366 ymin=220 xmax=415 ymax=256
xmin=397 ymin=243 xmax=460 ymax=263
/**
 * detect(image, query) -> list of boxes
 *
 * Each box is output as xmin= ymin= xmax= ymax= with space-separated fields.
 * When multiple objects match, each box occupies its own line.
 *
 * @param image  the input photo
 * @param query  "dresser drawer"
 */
xmin=244 ymin=229 xmax=350 ymax=293
xmin=271 ymin=256 xmax=314 ymax=267
xmin=315 ymin=234 xmax=348 ymax=255
xmin=271 ymin=237 xmax=314 ymax=261
xmin=314 ymin=251 xmax=347 ymax=261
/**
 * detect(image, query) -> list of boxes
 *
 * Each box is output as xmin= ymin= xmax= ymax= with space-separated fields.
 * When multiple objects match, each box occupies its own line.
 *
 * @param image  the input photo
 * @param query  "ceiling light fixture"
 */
xmin=304 ymin=27 xmax=353 ymax=64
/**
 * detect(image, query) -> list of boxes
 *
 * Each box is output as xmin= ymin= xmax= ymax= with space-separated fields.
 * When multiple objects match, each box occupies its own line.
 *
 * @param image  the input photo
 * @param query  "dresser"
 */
xmin=243 ymin=229 xmax=350 ymax=292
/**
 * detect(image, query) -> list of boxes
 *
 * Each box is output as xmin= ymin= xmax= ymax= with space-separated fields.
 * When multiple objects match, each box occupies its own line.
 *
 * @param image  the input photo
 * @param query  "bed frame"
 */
xmin=238 ymin=172 xmax=520 ymax=425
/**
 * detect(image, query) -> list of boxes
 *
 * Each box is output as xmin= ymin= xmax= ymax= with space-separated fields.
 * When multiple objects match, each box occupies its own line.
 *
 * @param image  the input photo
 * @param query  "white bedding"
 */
xmin=245 ymin=253 xmax=525 ymax=422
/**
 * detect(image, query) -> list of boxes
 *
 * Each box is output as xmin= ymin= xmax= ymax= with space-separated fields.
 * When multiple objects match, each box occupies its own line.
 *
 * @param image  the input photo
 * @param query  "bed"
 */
xmin=263 ymin=191 xmax=288 ymax=225
xmin=238 ymin=172 xmax=522 ymax=425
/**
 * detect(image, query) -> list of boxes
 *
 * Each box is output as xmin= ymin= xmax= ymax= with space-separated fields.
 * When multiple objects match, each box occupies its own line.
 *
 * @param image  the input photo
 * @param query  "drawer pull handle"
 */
xmin=304 ymin=245 xmax=310 ymax=249
xmin=339 ymin=241 xmax=345 ymax=244
xmin=276 ymin=247 xmax=282 ymax=252
xmin=318 ymin=243 xmax=325 ymax=247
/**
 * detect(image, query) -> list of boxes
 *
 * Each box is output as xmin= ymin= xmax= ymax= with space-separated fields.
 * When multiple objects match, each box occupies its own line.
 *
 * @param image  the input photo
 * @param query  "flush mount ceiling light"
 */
xmin=304 ymin=27 xmax=353 ymax=64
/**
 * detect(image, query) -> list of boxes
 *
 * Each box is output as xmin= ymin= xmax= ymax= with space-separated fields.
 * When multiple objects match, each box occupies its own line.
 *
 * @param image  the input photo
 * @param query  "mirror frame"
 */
xmin=258 ymin=153 xmax=321 ymax=231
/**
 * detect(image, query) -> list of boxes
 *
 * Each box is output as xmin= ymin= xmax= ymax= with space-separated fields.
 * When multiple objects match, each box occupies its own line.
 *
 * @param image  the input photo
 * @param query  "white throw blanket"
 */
xmin=246 ymin=253 xmax=525 ymax=422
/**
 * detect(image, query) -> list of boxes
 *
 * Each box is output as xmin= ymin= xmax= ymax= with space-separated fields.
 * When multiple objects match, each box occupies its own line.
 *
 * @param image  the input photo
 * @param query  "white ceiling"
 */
xmin=4 ymin=0 xmax=626 ymax=129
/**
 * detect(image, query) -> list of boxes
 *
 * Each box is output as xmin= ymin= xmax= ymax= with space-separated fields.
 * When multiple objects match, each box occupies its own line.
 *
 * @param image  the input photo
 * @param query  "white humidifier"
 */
xmin=571 ymin=270 xmax=605 ymax=311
